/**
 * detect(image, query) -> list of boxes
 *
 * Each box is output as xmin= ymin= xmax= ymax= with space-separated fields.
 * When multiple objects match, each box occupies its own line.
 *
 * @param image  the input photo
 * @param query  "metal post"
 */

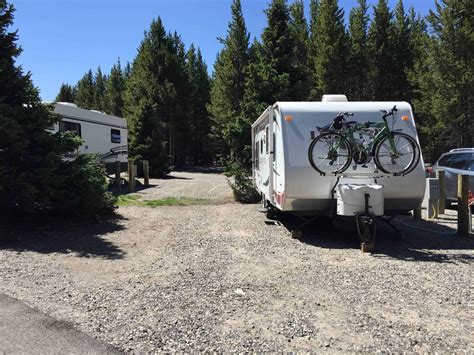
xmin=143 ymin=160 xmax=149 ymax=187
xmin=115 ymin=161 xmax=121 ymax=191
xmin=437 ymin=169 xmax=445 ymax=214
xmin=457 ymin=174 xmax=469 ymax=237
xmin=128 ymin=161 xmax=134 ymax=193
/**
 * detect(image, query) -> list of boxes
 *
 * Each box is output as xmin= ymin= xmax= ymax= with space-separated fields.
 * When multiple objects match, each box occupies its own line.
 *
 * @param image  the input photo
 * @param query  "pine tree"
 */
xmin=168 ymin=31 xmax=190 ymax=167
xmin=392 ymin=0 xmax=412 ymax=99
xmin=124 ymin=18 xmax=170 ymax=176
xmin=368 ymin=0 xmax=396 ymax=100
xmin=260 ymin=0 xmax=293 ymax=102
xmin=308 ymin=0 xmax=320 ymax=85
xmin=55 ymin=83 xmax=75 ymax=102
xmin=124 ymin=62 xmax=132 ymax=80
xmin=187 ymin=46 xmax=211 ymax=164
xmin=94 ymin=66 xmax=107 ymax=112
xmin=0 ymin=0 xmax=68 ymax=212
xmin=106 ymin=59 xmax=125 ymax=117
xmin=75 ymin=69 xmax=95 ymax=109
xmin=124 ymin=18 xmax=191 ymax=176
xmin=411 ymin=0 xmax=473 ymax=160
xmin=348 ymin=0 xmax=370 ymax=100
xmin=0 ymin=0 xmax=113 ymax=215
xmin=209 ymin=0 xmax=250 ymax=169
xmin=308 ymin=0 xmax=348 ymax=100
xmin=209 ymin=0 xmax=249 ymax=126
xmin=289 ymin=0 xmax=311 ymax=100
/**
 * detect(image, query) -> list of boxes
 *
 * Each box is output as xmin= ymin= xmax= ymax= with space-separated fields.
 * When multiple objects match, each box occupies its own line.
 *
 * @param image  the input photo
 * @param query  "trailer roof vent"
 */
xmin=322 ymin=94 xmax=348 ymax=102
xmin=57 ymin=102 xmax=78 ymax=107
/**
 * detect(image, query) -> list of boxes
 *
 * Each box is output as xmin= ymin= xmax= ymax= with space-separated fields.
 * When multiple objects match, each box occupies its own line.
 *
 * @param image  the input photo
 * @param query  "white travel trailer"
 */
xmin=49 ymin=102 xmax=128 ymax=168
xmin=251 ymin=95 xmax=425 ymax=249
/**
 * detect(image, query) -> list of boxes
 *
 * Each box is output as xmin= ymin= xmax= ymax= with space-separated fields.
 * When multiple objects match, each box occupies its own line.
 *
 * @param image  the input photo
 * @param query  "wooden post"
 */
xmin=437 ymin=169 xmax=445 ymax=214
xmin=413 ymin=205 xmax=422 ymax=221
xmin=115 ymin=160 xmax=121 ymax=191
xmin=143 ymin=160 xmax=150 ymax=187
xmin=128 ymin=161 xmax=134 ymax=192
xmin=457 ymin=174 xmax=469 ymax=237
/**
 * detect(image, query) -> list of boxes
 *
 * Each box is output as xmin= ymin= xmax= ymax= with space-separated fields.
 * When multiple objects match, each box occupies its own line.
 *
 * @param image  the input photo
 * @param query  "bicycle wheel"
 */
xmin=374 ymin=132 xmax=420 ymax=175
xmin=308 ymin=132 xmax=352 ymax=175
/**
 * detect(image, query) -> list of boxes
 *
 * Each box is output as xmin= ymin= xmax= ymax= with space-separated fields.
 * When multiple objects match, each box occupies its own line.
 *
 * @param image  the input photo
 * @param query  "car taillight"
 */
xmin=426 ymin=167 xmax=433 ymax=174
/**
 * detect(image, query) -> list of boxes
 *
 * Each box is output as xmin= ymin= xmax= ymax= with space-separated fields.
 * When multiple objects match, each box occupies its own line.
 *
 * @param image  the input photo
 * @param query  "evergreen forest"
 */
xmin=21 ymin=0 xmax=474 ymax=201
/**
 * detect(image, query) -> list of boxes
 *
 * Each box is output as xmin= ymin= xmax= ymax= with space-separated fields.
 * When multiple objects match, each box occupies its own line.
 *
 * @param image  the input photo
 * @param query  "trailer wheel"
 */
xmin=266 ymin=204 xmax=279 ymax=220
xmin=291 ymin=230 xmax=303 ymax=239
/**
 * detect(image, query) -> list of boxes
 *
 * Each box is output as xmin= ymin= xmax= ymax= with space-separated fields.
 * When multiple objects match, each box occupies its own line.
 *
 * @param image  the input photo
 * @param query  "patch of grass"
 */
xmin=143 ymin=197 xmax=204 ymax=207
xmin=117 ymin=194 xmax=143 ymax=206
xmin=117 ymin=194 xmax=208 ymax=207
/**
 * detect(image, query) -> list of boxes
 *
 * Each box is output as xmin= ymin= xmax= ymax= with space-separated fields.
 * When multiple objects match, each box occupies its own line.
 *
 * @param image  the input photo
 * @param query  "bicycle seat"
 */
xmin=316 ymin=123 xmax=332 ymax=133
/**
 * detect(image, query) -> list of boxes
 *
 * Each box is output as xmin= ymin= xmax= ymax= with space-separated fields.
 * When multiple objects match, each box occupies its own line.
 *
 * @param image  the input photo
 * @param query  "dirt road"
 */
xmin=0 ymin=171 xmax=473 ymax=352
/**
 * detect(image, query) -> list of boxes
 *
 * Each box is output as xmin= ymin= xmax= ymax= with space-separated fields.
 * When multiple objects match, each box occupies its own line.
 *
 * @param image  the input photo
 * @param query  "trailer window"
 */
xmin=111 ymin=129 xmax=121 ymax=143
xmin=266 ymin=127 xmax=269 ymax=153
xmin=255 ymin=141 xmax=259 ymax=169
xmin=273 ymin=133 xmax=276 ymax=162
xmin=59 ymin=121 xmax=81 ymax=137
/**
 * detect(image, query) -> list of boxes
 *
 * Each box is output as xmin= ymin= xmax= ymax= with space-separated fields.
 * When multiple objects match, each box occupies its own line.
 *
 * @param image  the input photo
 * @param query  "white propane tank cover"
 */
xmin=321 ymin=94 xmax=348 ymax=102
xmin=337 ymin=184 xmax=384 ymax=216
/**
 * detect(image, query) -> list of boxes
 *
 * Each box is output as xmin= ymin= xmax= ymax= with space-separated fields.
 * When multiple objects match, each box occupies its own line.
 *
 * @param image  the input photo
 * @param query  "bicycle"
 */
xmin=308 ymin=106 xmax=421 ymax=176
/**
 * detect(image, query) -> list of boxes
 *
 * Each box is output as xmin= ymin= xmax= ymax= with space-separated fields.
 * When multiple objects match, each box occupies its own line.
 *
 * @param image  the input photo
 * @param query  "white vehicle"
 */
xmin=49 ymin=102 xmax=128 ymax=168
xmin=251 ymin=95 xmax=425 ymax=248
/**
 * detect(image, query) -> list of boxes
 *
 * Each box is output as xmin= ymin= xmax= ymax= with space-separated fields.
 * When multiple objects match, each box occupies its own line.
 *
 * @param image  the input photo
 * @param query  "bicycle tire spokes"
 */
xmin=375 ymin=133 xmax=418 ymax=174
xmin=308 ymin=133 xmax=352 ymax=175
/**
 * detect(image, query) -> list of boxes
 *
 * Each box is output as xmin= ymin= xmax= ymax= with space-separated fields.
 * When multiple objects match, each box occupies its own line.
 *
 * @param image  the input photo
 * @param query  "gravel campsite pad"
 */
xmin=1 ymin=171 xmax=473 ymax=352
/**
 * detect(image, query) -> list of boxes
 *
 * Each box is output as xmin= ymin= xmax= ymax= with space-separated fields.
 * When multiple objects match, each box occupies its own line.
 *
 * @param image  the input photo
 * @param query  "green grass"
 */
xmin=117 ymin=194 xmax=142 ymax=206
xmin=117 ymin=194 xmax=207 ymax=207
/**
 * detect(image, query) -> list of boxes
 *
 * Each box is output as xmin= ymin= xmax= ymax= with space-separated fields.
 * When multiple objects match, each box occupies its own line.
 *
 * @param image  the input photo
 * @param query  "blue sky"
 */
xmin=12 ymin=0 xmax=434 ymax=101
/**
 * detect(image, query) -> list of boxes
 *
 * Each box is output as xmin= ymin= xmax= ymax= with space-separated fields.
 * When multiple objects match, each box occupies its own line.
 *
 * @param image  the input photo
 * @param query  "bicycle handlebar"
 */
xmin=381 ymin=105 xmax=398 ymax=119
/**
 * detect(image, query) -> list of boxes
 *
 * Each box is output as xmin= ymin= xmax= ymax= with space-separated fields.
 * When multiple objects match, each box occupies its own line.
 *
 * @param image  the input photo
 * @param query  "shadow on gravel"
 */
xmin=0 ymin=213 xmax=126 ymax=260
xmin=268 ymin=213 xmax=473 ymax=263
xmin=373 ymin=218 xmax=474 ymax=263
xmin=161 ymin=174 xmax=193 ymax=180
xmin=173 ymin=166 xmax=224 ymax=174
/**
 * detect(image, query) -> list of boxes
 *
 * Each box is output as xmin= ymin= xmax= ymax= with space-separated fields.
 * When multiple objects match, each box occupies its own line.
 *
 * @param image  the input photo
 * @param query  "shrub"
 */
xmin=52 ymin=154 xmax=116 ymax=217
xmin=228 ymin=165 xmax=260 ymax=204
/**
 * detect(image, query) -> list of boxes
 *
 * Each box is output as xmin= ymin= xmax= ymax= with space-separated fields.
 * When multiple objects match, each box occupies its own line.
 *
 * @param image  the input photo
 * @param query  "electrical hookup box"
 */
xmin=425 ymin=178 xmax=439 ymax=200
xmin=425 ymin=178 xmax=439 ymax=217
xmin=337 ymin=184 xmax=384 ymax=216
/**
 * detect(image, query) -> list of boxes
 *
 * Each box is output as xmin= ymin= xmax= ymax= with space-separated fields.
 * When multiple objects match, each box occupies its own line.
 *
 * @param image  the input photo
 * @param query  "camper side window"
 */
xmin=111 ymin=129 xmax=121 ymax=143
xmin=273 ymin=133 xmax=276 ymax=162
xmin=255 ymin=141 xmax=259 ymax=169
xmin=266 ymin=127 xmax=269 ymax=153
xmin=59 ymin=121 xmax=81 ymax=137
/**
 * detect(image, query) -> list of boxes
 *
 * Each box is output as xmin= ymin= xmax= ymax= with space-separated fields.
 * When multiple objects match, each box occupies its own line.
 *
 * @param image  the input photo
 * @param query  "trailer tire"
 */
xmin=266 ymin=205 xmax=279 ymax=220
xmin=291 ymin=230 xmax=303 ymax=239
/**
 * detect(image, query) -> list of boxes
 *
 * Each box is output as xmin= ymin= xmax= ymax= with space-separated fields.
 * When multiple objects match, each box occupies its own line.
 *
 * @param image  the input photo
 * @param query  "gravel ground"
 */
xmin=134 ymin=170 xmax=234 ymax=202
xmin=0 ymin=171 xmax=473 ymax=352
